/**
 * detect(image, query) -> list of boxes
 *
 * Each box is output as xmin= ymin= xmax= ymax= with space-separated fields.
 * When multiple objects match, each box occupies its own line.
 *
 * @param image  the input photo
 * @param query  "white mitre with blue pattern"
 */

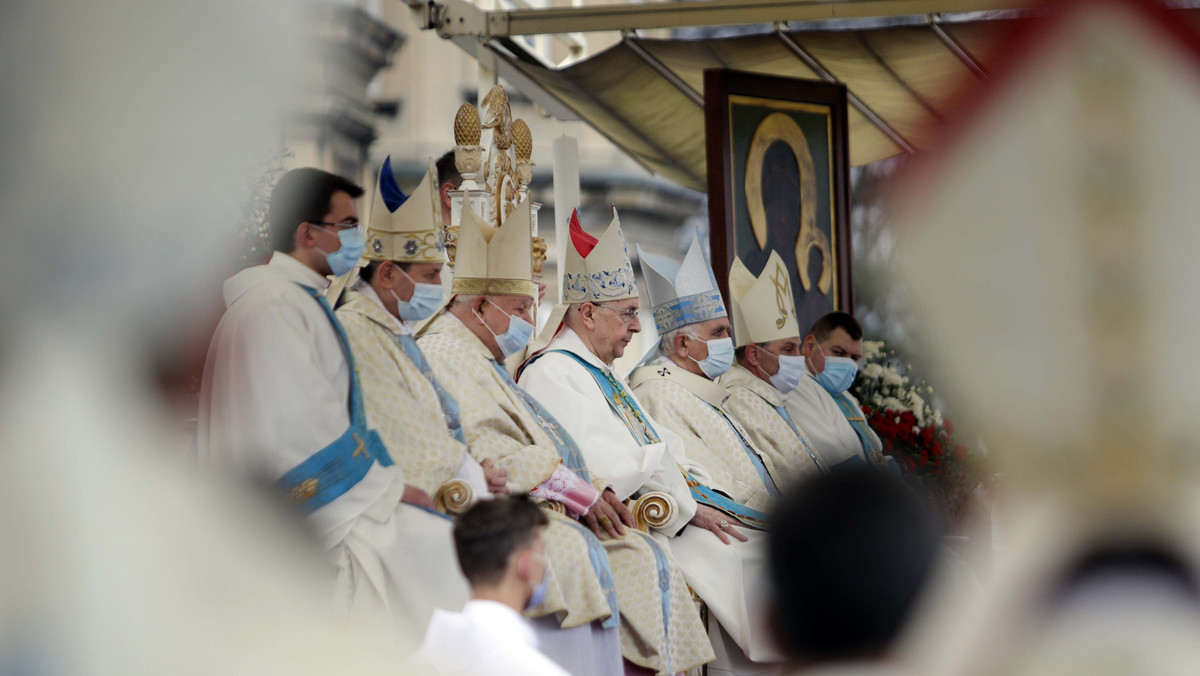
xmin=561 ymin=207 xmax=638 ymax=303
xmin=637 ymin=236 xmax=728 ymax=334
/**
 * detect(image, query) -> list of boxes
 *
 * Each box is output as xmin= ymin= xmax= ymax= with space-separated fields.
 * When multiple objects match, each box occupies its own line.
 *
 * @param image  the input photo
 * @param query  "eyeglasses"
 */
xmin=593 ymin=304 xmax=640 ymax=322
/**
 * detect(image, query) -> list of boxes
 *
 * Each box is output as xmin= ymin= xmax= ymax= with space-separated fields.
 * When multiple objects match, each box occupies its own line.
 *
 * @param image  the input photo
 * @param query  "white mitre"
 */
xmin=637 ymin=235 xmax=728 ymax=335
xmin=729 ymin=250 xmax=800 ymax=347
xmin=450 ymin=196 xmax=536 ymax=300
xmin=365 ymin=157 xmax=447 ymax=264
xmin=561 ymin=207 xmax=639 ymax=303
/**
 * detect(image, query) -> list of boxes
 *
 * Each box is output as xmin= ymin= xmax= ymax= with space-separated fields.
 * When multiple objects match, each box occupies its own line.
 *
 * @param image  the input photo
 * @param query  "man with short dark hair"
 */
xmin=784 ymin=311 xmax=886 ymax=469
xmin=768 ymin=468 xmax=940 ymax=672
xmin=421 ymin=496 xmax=570 ymax=676
xmin=199 ymin=166 xmax=468 ymax=629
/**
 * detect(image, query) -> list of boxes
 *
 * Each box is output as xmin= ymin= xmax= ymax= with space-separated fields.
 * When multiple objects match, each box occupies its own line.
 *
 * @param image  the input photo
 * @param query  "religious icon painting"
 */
xmin=704 ymin=69 xmax=853 ymax=337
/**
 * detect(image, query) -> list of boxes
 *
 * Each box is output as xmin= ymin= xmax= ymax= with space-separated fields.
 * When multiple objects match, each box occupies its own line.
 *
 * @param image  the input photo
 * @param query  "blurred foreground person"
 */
xmin=421 ymin=496 xmax=570 ymax=676
xmin=198 ymin=168 xmax=467 ymax=629
xmin=769 ymin=468 xmax=941 ymax=675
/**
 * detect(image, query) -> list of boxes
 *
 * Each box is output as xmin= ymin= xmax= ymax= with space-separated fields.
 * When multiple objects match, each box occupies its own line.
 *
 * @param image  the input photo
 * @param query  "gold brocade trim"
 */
xmin=452 ymin=276 xmax=536 ymax=298
xmin=363 ymin=229 xmax=448 ymax=264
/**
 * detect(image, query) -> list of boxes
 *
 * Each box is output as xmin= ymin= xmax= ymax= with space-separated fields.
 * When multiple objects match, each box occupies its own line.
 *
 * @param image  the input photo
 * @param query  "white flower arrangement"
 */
xmin=854 ymin=340 xmax=938 ymax=428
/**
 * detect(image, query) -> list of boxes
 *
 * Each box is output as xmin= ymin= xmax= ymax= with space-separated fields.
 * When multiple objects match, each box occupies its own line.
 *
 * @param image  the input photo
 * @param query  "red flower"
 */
xmin=953 ymin=443 xmax=968 ymax=461
xmin=921 ymin=427 xmax=935 ymax=446
xmin=944 ymin=419 xmax=955 ymax=436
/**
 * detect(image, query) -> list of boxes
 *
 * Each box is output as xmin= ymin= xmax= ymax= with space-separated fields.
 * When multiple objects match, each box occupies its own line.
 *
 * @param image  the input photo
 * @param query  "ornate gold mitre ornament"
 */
xmin=512 ymin=118 xmax=534 ymax=191
xmin=561 ymin=208 xmax=638 ymax=304
xmin=453 ymin=102 xmax=484 ymax=188
xmin=450 ymin=196 xmax=536 ymax=300
xmin=729 ymin=250 xmax=799 ymax=347
xmin=637 ymin=236 xmax=727 ymax=335
xmin=365 ymin=157 xmax=447 ymax=264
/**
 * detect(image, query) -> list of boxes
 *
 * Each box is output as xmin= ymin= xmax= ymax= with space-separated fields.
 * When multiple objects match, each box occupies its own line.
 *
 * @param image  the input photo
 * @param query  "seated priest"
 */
xmin=418 ymin=202 xmax=713 ymax=676
xmin=783 ymin=311 xmax=889 ymax=470
xmin=197 ymin=167 xmax=468 ymax=632
xmin=719 ymin=251 xmax=825 ymax=490
xmin=518 ymin=213 xmax=779 ymax=676
xmin=335 ymin=161 xmax=627 ymax=676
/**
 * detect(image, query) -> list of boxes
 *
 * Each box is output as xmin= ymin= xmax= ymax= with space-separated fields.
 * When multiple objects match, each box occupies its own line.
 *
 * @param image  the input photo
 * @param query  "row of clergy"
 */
xmin=196 ymin=154 xmax=889 ymax=676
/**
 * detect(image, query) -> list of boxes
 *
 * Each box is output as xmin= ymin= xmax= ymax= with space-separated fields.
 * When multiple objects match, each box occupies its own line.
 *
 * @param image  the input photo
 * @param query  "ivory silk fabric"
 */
xmin=339 ymin=294 xmax=610 ymax=632
xmin=337 ymin=290 xmax=470 ymax=495
xmin=629 ymin=361 xmax=777 ymax=514
xmin=626 ymin=360 xmax=785 ymax=665
xmin=720 ymin=364 xmax=823 ymax=490
xmin=420 ymin=311 xmax=714 ymax=674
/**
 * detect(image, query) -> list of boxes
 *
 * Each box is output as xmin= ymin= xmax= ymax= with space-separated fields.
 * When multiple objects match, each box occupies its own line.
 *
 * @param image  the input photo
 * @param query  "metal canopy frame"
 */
xmin=421 ymin=0 xmax=1033 ymax=38
xmin=410 ymin=0 xmax=1064 ymax=184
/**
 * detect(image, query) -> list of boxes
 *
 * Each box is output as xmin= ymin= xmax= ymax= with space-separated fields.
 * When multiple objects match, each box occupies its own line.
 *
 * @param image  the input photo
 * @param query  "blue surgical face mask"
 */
xmin=768 ymin=353 xmax=807 ymax=394
xmin=475 ymin=299 xmax=534 ymax=359
xmin=314 ymin=225 xmax=365 ymax=277
xmin=814 ymin=343 xmax=858 ymax=396
xmin=390 ymin=268 xmax=443 ymax=322
xmin=524 ymin=551 xmax=550 ymax=611
xmin=688 ymin=336 xmax=734 ymax=379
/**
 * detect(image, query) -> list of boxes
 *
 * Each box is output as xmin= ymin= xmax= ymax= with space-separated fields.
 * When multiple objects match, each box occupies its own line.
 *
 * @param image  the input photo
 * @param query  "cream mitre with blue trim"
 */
xmin=561 ymin=207 xmax=639 ymax=303
xmin=450 ymin=195 xmax=536 ymax=300
xmin=637 ymin=236 xmax=728 ymax=335
xmin=729 ymin=250 xmax=800 ymax=348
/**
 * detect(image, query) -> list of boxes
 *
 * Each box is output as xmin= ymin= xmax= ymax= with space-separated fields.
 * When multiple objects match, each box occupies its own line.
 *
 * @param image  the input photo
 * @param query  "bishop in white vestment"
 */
xmin=198 ymin=168 xmax=467 ymax=632
xmin=520 ymin=214 xmax=777 ymax=675
xmin=719 ymin=252 xmax=825 ymax=489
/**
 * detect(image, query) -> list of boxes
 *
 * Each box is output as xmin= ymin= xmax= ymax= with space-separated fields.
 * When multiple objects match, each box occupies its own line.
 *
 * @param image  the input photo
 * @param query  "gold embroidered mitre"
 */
xmin=450 ymin=196 xmax=536 ymax=299
xmin=365 ymin=157 xmax=447 ymax=264
xmin=729 ymin=250 xmax=800 ymax=347
xmin=561 ymin=208 xmax=638 ymax=304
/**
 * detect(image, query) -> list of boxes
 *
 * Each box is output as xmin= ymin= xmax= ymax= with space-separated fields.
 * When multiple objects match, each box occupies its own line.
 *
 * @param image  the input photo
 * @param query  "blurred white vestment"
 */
xmin=198 ymin=252 xmax=467 ymax=628
xmin=422 ymin=600 xmax=571 ymax=676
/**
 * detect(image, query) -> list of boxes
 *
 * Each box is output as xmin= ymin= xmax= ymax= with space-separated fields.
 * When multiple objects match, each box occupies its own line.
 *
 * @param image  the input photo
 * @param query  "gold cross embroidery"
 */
xmin=771 ymin=261 xmax=792 ymax=329
xmin=351 ymin=433 xmax=370 ymax=460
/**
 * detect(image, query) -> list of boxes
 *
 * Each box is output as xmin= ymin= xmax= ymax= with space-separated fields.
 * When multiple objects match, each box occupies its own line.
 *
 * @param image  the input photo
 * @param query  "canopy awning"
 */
xmin=437 ymin=4 xmax=1200 ymax=191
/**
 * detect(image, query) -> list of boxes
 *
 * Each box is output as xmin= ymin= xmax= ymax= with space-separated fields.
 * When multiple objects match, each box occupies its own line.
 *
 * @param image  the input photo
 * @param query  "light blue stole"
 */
xmin=527 ymin=350 xmax=772 ymax=531
xmin=392 ymin=333 xmax=467 ymax=446
xmin=276 ymin=286 xmax=396 ymax=514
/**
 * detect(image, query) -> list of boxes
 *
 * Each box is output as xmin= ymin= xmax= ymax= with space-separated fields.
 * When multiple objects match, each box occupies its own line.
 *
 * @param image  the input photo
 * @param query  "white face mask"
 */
xmin=687 ymin=336 xmax=734 ymax=379
xmin=390 ymin=268 xmax=443 ymax=321
xmin=768 ymin=353 xmax=807 ymax=394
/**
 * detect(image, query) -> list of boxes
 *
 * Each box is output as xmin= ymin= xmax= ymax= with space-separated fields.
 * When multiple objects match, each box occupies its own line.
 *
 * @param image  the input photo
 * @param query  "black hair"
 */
xmin=806 ymin=311 xmax=863 ymax=343
xmin=436 ymin=150 xmax=462 ymax=192
xmin=453 ymin=495 xmax=549 ymax=587
xmin=768 ymin=467 xmax=941 ymax=663
xmin=358 ymin=260 xmax=412 ymax=284
xmin=267 ymin=168 xmax=364 ymax=253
